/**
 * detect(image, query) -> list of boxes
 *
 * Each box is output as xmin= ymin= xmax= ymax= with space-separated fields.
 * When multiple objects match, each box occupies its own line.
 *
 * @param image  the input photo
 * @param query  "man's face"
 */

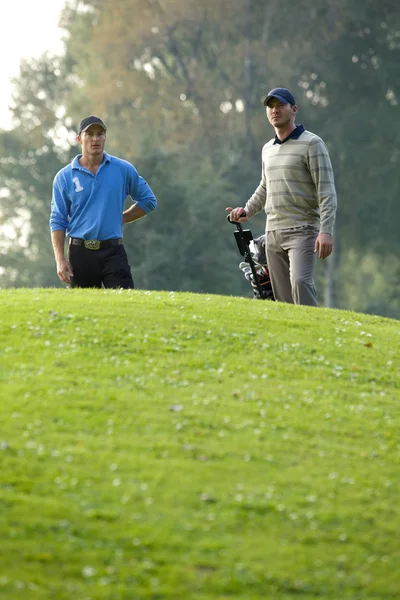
xmin=78 ymin=124 xmax=106 ymax=156
xmin=266 ymin=97 xmax=297 ymax=128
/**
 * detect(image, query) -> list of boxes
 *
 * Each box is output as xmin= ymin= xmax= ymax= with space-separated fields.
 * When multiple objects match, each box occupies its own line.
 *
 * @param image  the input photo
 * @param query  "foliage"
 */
xmin=339 ymin=250 xmax=400 ymax=318
xmin=123 ymin=148 xmax=247 ymax=295
xmin=0 ymin=0 xmax=399 ymax=317
xmin=0 ymin=55 xmax=74 ymax=286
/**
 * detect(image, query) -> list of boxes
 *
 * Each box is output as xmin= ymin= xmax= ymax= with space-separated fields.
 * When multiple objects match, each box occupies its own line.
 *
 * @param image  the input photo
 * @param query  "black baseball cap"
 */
xmin=263 ymin=88 xmax=296 ymax=106
xmin=78 ymin=115 xmax=107 ymax=135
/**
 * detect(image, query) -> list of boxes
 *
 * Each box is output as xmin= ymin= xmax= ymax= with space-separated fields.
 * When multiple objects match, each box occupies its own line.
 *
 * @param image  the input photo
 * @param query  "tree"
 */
xmin=1 ymin=0 xmax=399 ymax=317
xmin=0 ymin=55 xmax=74 ymax=287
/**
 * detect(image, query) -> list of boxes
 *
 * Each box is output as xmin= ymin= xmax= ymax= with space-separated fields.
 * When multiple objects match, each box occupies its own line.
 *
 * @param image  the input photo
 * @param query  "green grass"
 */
xmin=0 ymin=288 xmax=399 ymax=600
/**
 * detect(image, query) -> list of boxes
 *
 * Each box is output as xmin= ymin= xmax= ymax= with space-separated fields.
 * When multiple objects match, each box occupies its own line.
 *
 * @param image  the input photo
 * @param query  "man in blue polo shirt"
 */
xmin=50 ymin=115 xmax=157 ymax=288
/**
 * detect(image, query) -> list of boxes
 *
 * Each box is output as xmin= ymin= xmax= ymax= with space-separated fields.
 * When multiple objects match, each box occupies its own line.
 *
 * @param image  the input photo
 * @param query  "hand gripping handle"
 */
xmin=227 ymin=211 xmax=246 ymax=225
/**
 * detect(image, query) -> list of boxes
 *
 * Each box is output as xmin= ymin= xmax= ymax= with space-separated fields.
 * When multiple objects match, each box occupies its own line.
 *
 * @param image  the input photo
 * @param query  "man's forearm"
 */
xmin=319 ymin=196 xmax=337 ymax=235
xmin=51 ymin=230 xmax=66 ymax=262
xmin=245 ymin=181 xmax=266 ymax=219
xmin=123 ymin=203 xmax=147 ymax=224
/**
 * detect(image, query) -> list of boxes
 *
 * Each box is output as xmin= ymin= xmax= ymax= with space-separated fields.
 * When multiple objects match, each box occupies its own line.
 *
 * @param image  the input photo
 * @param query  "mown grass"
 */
xmin=0 ymin=288 xmax=399 ymax=600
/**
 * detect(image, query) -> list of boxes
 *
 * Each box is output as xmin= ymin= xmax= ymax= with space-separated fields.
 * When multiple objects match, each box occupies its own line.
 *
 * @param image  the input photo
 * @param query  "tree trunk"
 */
xmin=324 ymin=234 xmax=339 ymax=308
xmin=243 ymin=0 xmax=257 ymax=161
xmin=324 ymin=152 xmax=342 ymax=308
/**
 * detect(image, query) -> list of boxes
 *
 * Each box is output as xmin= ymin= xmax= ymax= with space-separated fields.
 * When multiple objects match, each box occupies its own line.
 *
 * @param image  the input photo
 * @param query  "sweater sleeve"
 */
xmin=307 ymin=138 xmax=337 ymax=236
xmin=244 ymin=161 xmax=267 ymax=219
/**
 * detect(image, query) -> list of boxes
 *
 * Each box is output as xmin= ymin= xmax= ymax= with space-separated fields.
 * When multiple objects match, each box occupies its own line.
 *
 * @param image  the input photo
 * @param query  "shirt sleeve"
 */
xmin=244 ymin=161 xmax=267 ymax=219
xmin=127 ymin=165 xmax=157 ymax=213
xmin=49 ymin=173 xmax=70 ymax=232
xmin=308 ymin=139 xmax=337 ymax=236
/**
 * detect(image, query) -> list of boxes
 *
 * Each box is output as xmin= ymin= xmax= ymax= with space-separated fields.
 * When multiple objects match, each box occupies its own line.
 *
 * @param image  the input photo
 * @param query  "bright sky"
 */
xmin=0 ymin=0 xmax=67 ymax=129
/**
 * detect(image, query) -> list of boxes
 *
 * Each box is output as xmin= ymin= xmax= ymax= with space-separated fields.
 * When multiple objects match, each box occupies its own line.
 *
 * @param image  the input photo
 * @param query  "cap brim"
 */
xmin=80 ymin=123 xmax=106 ymax=134
xmin=263 ymin=94 xmax=289 ymax=106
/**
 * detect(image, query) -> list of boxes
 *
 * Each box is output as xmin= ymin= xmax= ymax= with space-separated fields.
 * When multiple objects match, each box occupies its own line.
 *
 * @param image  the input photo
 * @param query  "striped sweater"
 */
xmin=245 ymin=129 xmax=337 ymax=235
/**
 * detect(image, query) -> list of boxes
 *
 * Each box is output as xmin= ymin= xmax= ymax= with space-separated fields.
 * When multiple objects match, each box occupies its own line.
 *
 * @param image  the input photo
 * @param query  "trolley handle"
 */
xmin=227 ymin=211 xmax=247 ymax=225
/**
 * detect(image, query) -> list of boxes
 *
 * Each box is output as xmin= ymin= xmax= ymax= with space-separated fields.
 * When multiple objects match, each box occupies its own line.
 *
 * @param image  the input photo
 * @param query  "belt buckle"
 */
xmin=84 ymin=239 xmax=101 ymax=250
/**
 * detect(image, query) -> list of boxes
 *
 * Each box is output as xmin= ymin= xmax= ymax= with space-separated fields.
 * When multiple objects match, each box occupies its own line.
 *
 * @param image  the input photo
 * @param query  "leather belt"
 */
xmin=69 ymin=238 xmax=123 ymax=250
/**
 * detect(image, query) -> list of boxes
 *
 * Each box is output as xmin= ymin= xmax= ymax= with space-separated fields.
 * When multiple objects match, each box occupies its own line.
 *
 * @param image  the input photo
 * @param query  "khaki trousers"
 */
xmin=266 ymin=226 xmax=319 ymax=306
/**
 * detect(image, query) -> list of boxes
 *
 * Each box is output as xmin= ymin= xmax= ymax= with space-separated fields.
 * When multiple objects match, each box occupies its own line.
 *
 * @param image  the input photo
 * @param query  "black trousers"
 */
xmin=68 ymin=243 xmax=134 ymax=289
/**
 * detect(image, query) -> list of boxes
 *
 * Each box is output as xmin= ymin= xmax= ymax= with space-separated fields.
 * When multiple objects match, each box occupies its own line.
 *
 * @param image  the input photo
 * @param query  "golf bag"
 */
xmin=228 ymin=215 xmax=274 ymax=300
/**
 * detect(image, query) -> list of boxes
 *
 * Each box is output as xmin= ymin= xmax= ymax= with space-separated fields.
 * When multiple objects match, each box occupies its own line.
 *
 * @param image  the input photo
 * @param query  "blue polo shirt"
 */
xmin=50 ymin=152 xmax=157 ymax=240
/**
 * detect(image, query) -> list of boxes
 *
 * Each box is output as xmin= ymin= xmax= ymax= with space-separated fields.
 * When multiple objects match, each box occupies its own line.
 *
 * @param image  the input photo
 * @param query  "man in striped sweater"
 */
xmin=227 ymin=87 xmax=337 ymax=306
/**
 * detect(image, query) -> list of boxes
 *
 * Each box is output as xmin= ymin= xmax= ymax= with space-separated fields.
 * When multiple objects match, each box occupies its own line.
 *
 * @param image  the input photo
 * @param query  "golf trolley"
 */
xmin=228 ymin=213 xmax=274 ymax=301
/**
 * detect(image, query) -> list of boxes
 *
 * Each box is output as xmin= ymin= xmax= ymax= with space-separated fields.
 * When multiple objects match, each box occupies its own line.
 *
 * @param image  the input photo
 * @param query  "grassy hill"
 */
xmin=0 ymin=288 xmax=399 ymax=600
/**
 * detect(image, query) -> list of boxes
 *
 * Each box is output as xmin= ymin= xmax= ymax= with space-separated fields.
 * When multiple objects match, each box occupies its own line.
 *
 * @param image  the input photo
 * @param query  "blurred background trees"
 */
xmin=1 ymin=0 xmax=399 ymax=317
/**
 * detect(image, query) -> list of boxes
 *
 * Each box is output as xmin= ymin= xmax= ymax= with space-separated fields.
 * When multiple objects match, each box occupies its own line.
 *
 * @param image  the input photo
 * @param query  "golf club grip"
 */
xmin=227 ymin=211 xmax=246 ymax=224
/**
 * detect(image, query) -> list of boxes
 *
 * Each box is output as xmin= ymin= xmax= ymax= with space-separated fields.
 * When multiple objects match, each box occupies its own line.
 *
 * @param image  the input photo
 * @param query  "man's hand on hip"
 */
xmin=315 ymin=233 xmax=333 ymax=259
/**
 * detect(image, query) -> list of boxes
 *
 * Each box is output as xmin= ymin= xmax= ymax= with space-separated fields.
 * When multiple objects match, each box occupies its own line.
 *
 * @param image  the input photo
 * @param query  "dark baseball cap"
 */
xmin=78 ymin=115 xmax=107 ymax=135
xmin=264 ymin=88 xmax=296 ymax=106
